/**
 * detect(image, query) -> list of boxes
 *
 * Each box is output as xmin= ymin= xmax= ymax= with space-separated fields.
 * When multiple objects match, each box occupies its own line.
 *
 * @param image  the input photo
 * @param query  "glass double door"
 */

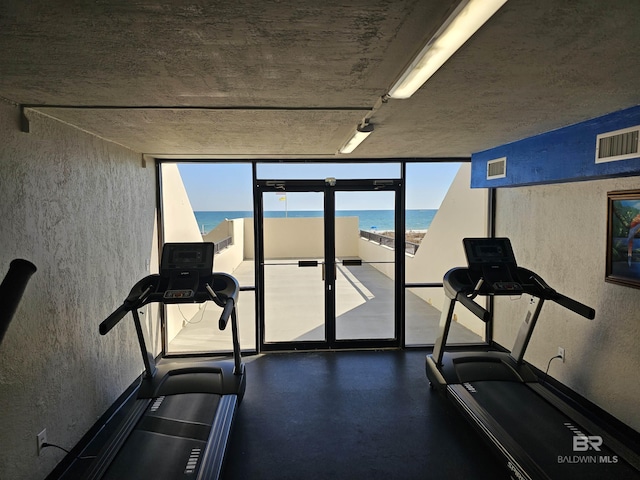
xmin=257 ymin=179 xmax=401 ymax=350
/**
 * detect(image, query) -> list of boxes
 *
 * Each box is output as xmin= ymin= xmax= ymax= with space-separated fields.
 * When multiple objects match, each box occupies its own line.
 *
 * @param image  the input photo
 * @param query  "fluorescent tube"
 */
xmin=388 ymin=0 xmax=508 ymax=99
xmin=339 ymin=124 xmax=374 ymax=154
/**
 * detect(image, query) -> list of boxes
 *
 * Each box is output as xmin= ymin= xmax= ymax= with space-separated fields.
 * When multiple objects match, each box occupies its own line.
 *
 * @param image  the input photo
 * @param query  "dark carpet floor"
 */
xmin=222 ymin=350 xmax=508 ymax=479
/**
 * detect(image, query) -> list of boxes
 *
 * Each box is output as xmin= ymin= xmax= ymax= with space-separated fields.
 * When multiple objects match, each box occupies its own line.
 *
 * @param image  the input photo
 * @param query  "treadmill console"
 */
xmin=463 ymin=238 xmax=522 ymax=294
xmin=160 ymin=243 xmax=215 ymax=300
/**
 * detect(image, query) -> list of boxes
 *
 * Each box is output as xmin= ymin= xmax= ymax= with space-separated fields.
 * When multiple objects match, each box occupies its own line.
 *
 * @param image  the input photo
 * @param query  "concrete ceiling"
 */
xmin=1 ymin=0 xmax=639 ymax=160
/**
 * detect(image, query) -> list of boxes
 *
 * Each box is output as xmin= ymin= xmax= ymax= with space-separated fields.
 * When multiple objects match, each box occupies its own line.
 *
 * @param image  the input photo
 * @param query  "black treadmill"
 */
xmin=63 ymin=242 xmax=245 ymax=480
xmin=426 ymin=238 xmax=640 ymax=480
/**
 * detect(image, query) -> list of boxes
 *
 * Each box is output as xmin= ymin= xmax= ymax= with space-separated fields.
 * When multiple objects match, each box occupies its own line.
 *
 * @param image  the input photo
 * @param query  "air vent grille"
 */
xmin=596 ymin=126 xmax=640 ymax=163
xmin=487 ymin=157 xmax=507 ymax=179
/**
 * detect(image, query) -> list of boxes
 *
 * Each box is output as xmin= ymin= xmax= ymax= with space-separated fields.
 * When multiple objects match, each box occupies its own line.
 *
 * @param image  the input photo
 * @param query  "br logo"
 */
xmin=573 ymin=435 xmax=603 ymax=452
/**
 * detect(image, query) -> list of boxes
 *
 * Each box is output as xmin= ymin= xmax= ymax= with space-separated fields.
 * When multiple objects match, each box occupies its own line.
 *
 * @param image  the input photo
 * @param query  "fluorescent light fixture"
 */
xmin=388 ymin=0 xmax=508 ymax=99
xmin=339 ymin=124 xmax=374 ymax=154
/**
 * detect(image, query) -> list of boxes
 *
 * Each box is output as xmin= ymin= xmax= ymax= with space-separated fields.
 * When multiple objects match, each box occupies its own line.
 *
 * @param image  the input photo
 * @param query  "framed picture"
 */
xmin=606 ymin=190 xmax=640 ymax=289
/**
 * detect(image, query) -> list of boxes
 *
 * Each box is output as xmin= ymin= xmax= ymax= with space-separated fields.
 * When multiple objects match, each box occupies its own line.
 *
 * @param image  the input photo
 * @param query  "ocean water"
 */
xmin=194 ymin=209 xmax=436 ymax=234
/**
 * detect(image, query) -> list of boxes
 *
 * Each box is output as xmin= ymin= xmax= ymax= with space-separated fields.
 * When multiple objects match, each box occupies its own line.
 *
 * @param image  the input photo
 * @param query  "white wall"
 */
xmin=495 ymin=176 xmax=640 ymax=432
xmin=406 ymin=164 xmax=488 ymax=283
xmin=404 ymin=164 xmax=488 ymax=335
xmin=335 ymin=216 xmax=360 ymax=258
xmin=359 ymin=237 xmax=396 ymax=278
xmin=204 ymin=219 xmax=246 ymax=274
xmin=203 ymin=218 xmax=235 ymax=244
xmin=0 ymin=102 xmax=157 ymax=480
xmin=161 ymin=163 xmax=202 ymax=243
xmin=244 ymin=217 xmax=256 ymax=260
xmin=242 ymin=216 xmax=360 ymax=259
xmin=161 ymin=163 xmax=203 ymax=342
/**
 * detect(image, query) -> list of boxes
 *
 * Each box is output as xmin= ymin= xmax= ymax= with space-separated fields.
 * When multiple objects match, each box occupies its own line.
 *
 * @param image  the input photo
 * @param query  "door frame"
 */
xmin=255 ymin=178 xmax=404 ymax=351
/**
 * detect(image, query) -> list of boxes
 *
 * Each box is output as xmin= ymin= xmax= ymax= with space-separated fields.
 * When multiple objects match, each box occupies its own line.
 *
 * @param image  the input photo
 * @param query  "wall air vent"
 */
xmin=486 ymin=157 xmax=507 ymax=179
xmin=595 ymin=126 xmax=640 ymax=163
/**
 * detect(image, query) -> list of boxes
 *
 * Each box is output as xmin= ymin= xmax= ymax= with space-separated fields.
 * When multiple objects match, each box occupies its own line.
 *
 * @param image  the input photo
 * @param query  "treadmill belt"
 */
xmin=453 ymin=381 xmax=638 ymax=479
xmin=103 ymin=430 xmax=206 ymax=479
xmin=138 ymin=415 xmax=211 ymax=441
xmin=103 ymin=393 xmax=222 ymax=480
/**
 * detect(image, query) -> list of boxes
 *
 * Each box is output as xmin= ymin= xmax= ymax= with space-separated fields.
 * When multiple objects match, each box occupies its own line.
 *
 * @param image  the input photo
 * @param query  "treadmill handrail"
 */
xmin=204 ymin=281 xmax=236 ymax=330
xmin=100 ymin=271 xmax=243 ymax=377
xmin=528 ymin=274 xmax=595 ymax=320
xmin=433 ymin=265 xmax=596 ymax=367
xmin=218 ymin=299 xmax=235 ymax=330
xmin=99 ymin=275 xmax=160 ymax=335
xmin=444 ymin=266 xmax=595 ymax=320
xmin=457 ymin=292 xmax=491 ymax=323
xmin=99 ymin=304 xmax=130 ymax=335
xmin=100 ymin=272 xmax=240 ymax=333
xmin=552 ymin=291 xmax=595 ymax=319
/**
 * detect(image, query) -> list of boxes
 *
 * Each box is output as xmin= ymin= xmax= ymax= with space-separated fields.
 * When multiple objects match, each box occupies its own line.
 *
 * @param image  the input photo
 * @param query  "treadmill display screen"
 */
xmin=160 ymin=243 xmax=215 ymax=275
xmin=463 ymin=238 xmax=517 ymax=268
xmin=463 ymin=238 xmax=520 ymax=289
xmin=476 ymin=245 xmax=503 ymax=257
xmin=172 ymin=250 xmax=202 ymax=264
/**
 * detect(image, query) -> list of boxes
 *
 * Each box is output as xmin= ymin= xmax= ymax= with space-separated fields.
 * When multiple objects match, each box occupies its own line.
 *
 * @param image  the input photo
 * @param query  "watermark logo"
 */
xmin=558 ymin=423 xmax=618 ymax=465
xmin=573 ymin=434 xmax=602 ymax=452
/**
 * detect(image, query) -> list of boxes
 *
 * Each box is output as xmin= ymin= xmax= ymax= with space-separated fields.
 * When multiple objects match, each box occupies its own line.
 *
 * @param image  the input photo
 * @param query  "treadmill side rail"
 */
xmin=529 ymin=383 xmax=640 ymax=472
xmin=448 ymin=384 xmax=550 ymax=480
xmin=83 ymin=398 xmax=153 ymax=480
xmin=197 ymin=395 xmax=239 ymax=480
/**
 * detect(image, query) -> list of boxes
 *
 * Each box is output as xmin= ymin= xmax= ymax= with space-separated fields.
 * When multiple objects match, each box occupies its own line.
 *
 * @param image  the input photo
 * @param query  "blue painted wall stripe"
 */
xmin=471 ymin=105 xmax=640 ymax=188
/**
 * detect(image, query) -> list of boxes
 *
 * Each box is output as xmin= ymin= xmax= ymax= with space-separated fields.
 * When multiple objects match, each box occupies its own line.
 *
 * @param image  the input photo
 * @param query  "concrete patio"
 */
xmin=168 ymin=259 xmax=483 ymax=353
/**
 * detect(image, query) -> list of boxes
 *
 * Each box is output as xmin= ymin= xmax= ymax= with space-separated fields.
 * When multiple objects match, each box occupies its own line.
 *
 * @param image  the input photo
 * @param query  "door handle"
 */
xmin=342 ymin=259 xmax=362 ymax=266
xmin=298 ymin=260 xmax=319 ymax=267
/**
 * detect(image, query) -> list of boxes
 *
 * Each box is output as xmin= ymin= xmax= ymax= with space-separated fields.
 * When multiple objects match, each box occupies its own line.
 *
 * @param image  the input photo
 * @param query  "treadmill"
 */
xmin=62 ymin=242 xmax=245 ymax=480
xmin=426 ymin=238 xmax=640 ymax=480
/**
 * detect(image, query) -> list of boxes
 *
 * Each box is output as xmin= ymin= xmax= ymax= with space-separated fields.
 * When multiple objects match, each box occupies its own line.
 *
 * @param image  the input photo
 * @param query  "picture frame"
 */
xmin=606 ymin=189 xmax=640 ymax=289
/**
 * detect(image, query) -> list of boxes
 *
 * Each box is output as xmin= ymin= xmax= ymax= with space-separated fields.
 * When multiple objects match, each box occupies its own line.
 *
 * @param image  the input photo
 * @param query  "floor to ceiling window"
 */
xmin=404 ymin=162 xmax=489 ymax=346
xmin=159 ymin=160 xmax=489 ymax=353
xmin=160 ymin=162 xmax=256 ymax=354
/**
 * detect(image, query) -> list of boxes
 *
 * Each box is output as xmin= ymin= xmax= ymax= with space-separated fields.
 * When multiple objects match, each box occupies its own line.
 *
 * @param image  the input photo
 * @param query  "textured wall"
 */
xmin=0 ymin=101 xmax=156 ymax=479
xmin=494 ymin=176 xmax=640 ymax=432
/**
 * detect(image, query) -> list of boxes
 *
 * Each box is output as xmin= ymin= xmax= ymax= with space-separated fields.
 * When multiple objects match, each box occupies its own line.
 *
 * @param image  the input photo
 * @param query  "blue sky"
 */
xmin=620 ymin=200 xmax=640 ymax=210
xmin=177 ymin=162 xmax=462 ymax=211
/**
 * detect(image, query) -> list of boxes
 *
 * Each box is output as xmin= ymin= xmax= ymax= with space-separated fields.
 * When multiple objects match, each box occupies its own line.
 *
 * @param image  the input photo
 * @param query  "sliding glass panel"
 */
xmin=404 ymin=162 xmax=488 ymax=345
xmin=160 ymin=163 xmax=256 ymax=353
xmin=335 ymin=190 xmax=395 ymax=340
xmin=263 ymin=191 xmax=326 ymax=343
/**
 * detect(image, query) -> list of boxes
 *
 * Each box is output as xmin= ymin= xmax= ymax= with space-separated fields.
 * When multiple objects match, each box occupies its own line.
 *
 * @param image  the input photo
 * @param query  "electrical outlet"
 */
xmin=37 ymin=429 xmax=47 ymax=456
xmin=558 ymin=347 xmax=565 ymax=363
